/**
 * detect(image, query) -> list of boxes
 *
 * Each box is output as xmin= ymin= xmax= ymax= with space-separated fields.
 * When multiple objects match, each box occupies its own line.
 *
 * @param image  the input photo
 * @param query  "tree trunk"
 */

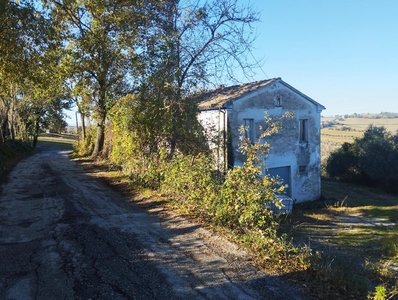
xmin=92 ymin=113 xmax=106 ymax=157
xmin=9 ymin=92 xmax=15 ymax=145
xmin=0 ymin=116 xmax=6 ymax=144
xmin=32 ymin=119 xmax=40 ymax=148
xmin=92 ymin=84 xmax=107 ymax=157
xmin=80 ymin=113 xmax=86 ymax=140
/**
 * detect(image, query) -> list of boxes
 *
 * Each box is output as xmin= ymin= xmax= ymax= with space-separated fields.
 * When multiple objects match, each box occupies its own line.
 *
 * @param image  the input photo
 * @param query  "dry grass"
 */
xmin=341 ymin=117 xmax=398 ymax=132
xmin=321 ymin=128 xmax=363 ymax=142
xmin=282 ymin=178 xmax=398 ymax=298
xmin=321 ymin=117 xmax=398 ymax=145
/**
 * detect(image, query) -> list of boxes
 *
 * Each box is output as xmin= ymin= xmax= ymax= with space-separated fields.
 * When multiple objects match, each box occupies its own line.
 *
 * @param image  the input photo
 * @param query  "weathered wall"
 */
xmin=197 ymin=109 xmax=228 ymax=172
xmin=224 ymin=81 xmax=322 ymax=202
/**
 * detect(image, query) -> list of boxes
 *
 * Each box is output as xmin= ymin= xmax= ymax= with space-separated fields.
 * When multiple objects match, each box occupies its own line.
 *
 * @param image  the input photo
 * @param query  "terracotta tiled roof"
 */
xmin=195 ymin=78 xmax=279 ymax=110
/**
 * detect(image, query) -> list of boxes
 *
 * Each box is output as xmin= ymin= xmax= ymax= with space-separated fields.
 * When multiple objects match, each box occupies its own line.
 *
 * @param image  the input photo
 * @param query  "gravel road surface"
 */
xmin=0 ymin=147 xmax=310 ymax=300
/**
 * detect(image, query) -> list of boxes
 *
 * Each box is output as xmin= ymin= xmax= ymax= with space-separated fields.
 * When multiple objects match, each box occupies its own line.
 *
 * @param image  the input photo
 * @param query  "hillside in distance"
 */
xmin=320 ymin=112 xmax=398 ymax=162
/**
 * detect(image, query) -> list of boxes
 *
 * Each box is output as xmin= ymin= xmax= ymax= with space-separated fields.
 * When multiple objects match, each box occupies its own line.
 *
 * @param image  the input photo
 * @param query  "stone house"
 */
xmin=196 ymin=77 xmax=326 ymax=203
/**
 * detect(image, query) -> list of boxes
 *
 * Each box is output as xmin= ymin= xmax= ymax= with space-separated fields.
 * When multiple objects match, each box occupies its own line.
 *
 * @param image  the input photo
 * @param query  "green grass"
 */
xmin=38 ymin=133 xmax=77 ymax=150
xmin=359 ymin=206 xmax=398 ymax=223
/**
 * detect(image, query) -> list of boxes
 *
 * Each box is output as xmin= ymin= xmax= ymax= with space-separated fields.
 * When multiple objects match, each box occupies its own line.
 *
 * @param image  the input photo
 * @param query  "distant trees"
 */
xmin=49 ymin=0 xmax=163 ymax=156
xmin=1 ymin=0 xmax=259 ymax=156
xmin=326 ymin=125 xmax=398 ymax=192
xmin=0 ymin=0 xmax=71 ymax=145
xmin=109 ymin=0 xmax=259 ymax=158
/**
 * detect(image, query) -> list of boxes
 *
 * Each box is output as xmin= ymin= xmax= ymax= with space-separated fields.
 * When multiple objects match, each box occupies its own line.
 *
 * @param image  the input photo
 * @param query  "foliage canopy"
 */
xmin=326 ymin=125 xmax=398 ymax=192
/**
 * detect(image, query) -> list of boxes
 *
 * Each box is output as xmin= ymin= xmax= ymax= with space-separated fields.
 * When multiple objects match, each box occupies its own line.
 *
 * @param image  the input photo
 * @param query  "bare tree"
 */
xmin=138 ymin=0 xmax=260 ymax=154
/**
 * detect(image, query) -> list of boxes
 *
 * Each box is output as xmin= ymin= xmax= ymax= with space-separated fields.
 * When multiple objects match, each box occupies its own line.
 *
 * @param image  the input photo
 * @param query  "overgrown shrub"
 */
xmin=380 ymin=231 xmax=398 ymax=258
xmin=326 ymin=142 xmax=364 ymax=182
xmin=72 ymin=126 xmax=96 ymax=157
xmin=160 ymin=121 xmax=288 ymax=240
xmin=0 ymin=140 xmax=34 ymax=166
xmin=160 ymin=152 xmax=219 ymax=217
xmin=214 ymin=129 xmax=283 ymax=233
xmin=106 ymin=108 xmax=312 ymax=275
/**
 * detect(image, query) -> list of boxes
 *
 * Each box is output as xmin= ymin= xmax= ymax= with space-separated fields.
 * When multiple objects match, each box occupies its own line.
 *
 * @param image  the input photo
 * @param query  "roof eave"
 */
xmin=278 ymin=79 xmax=326 ymax=111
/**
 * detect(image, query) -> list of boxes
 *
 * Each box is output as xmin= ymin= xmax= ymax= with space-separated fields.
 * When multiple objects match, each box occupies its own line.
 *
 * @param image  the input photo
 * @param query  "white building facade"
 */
xmin=197 ymin=78 xmax=326 ymax=203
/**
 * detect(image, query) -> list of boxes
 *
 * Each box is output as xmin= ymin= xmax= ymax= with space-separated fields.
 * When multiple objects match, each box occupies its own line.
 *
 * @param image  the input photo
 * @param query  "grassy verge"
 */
xmin=283 ymin=179 xmax=398 ymax=299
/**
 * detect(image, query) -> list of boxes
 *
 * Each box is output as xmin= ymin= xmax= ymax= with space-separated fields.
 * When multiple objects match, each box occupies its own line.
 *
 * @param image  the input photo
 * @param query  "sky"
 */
xmin=65 ymin=0 xmax=398 ymax=125
xmin=243 ymin=0 xmax=398 ymax=116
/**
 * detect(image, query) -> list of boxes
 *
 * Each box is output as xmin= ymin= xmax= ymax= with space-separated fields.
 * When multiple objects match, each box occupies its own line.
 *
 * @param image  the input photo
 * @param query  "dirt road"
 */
xmin=0 ymin=147 xmax=309 ymax=300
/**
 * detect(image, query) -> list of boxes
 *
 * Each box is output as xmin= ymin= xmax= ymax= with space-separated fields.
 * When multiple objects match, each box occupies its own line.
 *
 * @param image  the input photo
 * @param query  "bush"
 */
xmin=161 ymin=152 xmax=219 ymax=217
xmin=326 ymin=142 xmax=363 ymax=182
xmin=326 ymin=125 xmax=398 ymax=192
xmin=72 ymin=127 xmax=96 ymax=157
xmin=160 ymin=123 xmax=285 ymax=237
xmin=380 ymin=231 xmax=398 ymax=258
xmin=0 ymin=140 xmax=34 ymax=161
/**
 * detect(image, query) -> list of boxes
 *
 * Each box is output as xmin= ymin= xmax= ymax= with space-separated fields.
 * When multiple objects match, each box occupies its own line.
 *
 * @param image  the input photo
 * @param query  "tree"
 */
xmin=0 ymin=0 xmax=70 ymax=145
xmin=0 ymin=0 xmax=37 ymax=143
xmin=326 ymin=125 xmax=398 ymax=192
xmin=131 ymin=0 xmax=260 ymax=155
xmin=356 ymin=125 xmax=398 ymax=187
xmin=50 ymin=0 xmax=166 ymax=156
xmin=326 ymin=142 xmax=362 ymax=182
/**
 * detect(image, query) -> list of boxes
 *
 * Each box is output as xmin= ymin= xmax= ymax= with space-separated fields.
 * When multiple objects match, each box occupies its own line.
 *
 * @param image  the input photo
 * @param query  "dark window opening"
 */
xmin=244 ymin=118 xmax=255 ymax=143
xmin=299 ymin=119 xmax=308 ymax=142
xmin=276 ymin=95 xmax=282 ymax=107
xmin=298 ymin=165 xmax=307 ymax=175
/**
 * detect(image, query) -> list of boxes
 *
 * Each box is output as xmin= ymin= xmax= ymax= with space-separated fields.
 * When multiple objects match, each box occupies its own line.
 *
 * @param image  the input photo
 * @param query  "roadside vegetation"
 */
xmin=72 ymin=113 xmax=398 ymax=299
xmin=3 ymin=1 xmax=398 ymax=299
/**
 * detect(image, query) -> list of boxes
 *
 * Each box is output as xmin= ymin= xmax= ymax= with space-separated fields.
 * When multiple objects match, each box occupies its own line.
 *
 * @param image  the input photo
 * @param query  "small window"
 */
xmin=298 ymin=165 xmax=307 ymax=175
xmin=299 ymin=119 xmax=308 ymax=142
xmin=244 ymin=118 xmax=254 ymax=143
xmin=275 ymin=95 xmax=282 ymax=107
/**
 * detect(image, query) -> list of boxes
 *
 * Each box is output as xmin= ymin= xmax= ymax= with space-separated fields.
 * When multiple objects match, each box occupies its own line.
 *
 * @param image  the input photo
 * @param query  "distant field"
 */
xmin=338 ymin=117 xmax=398 ymax=132
xmin=321 ymin=117 xmax=398 ymax=143
xmin=321 ymin=117 xmax=398 ymax=163
xmin=321 ymin=128 xmax=362 ymax=143
xmin=38 ymin=133 xmax=77 ymax=150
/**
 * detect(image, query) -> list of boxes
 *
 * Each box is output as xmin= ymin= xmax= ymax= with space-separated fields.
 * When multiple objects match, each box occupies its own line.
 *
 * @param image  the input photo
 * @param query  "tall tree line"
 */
xmin=1 ymin=0 xmax=259 ymax=156
xmin=0 ymin=0 xmax=70 ymax=146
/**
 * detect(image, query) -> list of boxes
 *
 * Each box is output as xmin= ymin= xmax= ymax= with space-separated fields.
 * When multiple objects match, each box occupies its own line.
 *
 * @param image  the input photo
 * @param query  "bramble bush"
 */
xmin=160 ymin=152 xmax=219 ymax=218
xmin=213 ymin=125 xmax=284 ymax=233
xmin=159 ymin=117 xmax=288 ymax=237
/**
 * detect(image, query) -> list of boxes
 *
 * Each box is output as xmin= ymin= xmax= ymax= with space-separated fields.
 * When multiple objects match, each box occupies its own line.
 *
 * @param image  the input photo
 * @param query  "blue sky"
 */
xmin=65 ymin=0 xmax=398 ymax=125
xmin=244 ymin=0 xmax=398 ymax=116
